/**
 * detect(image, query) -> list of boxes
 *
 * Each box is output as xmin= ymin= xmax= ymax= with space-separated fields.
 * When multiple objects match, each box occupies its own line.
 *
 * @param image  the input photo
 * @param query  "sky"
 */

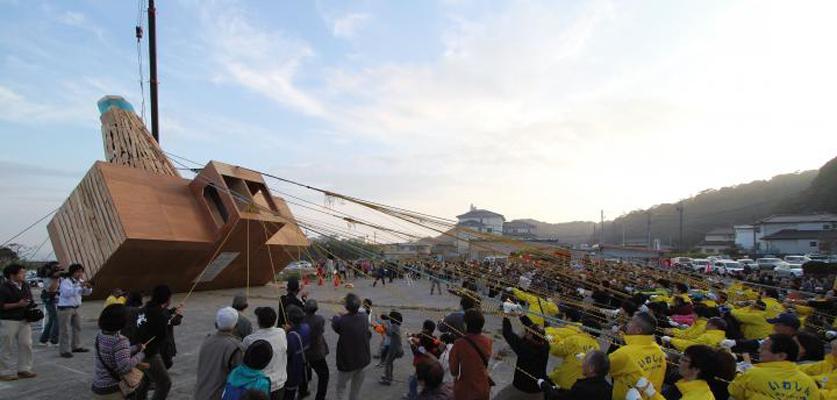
xmin=1 ymin=0 xmax=836 ymax=257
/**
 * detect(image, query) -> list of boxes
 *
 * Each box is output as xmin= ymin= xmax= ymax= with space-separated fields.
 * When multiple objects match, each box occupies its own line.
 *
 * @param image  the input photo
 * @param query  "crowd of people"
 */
xmin=0 ymin=252 xmax=836 ymax=400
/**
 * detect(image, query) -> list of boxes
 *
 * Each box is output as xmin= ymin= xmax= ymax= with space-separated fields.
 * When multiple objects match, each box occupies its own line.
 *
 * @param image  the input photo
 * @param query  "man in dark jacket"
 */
xmin=539 ymin=350 xmax=612 ymax=400
xmin=494 ymin=315 xmax=549 ymax=400
xmin=284 ymin=305 xmax=310 ymax=400
xmin=134 ymin=285 xmax=179 ymax=400
xmin=278 ymin=278 xmax=305 ymax=328
xmin=0 ymin=264 xmax=36 ymax=380
xmin=301 ymin=299 xmax=329 ymax=400
xmin=331 ymin=293 xmax=371 ymax=400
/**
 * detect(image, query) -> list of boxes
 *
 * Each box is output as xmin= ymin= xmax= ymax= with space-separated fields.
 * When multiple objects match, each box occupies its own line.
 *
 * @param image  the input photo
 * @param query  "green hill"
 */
xmin=527 ymin=157 xmax=837 ymax=248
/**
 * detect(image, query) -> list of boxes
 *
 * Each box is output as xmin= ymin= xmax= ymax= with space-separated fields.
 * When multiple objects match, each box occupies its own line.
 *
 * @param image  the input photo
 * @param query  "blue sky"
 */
xmin=2 ymin=0 xmax=836 ymax=257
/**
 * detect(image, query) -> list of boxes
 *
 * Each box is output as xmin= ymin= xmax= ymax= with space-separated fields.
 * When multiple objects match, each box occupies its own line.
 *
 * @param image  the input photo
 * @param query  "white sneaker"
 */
xmin=36 ymin=342 xmax=50 ymax=348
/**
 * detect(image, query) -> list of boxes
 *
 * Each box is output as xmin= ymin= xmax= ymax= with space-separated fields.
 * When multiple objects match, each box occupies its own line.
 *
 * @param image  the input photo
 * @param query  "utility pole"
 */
xmin=621 ymin=223 xmax=626 ymax=246
xmin=600 ymin=210 xmax=604 ymax=246
xmin=148 ymin=0 xmax=160 ymax=143
xmin=646 ymin=211 xmax=652 ymax=248
xmin=676 ymin=203 xmax=684 ymax=252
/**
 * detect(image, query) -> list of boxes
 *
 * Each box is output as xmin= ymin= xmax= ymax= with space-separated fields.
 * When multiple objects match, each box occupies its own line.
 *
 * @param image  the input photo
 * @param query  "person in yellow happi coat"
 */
xmin=675 ymin=344 xmax=718 ymax=400
xmin=547 ymin=326 xmax=599 ymax=389
xmin=662 ymin=317 xmax=728 ymax=352
xmin=728 ymin=334 xmax=820 ymax=400
xmin=511 ymin=287 xmax=559 ymax=326
xmin=606 ymin=312 xmax=666 ymax=400
xmin=731 ymin=301 xmax=773 ymax=340
xmin=800 ymin=340 xmax=837 ymax=398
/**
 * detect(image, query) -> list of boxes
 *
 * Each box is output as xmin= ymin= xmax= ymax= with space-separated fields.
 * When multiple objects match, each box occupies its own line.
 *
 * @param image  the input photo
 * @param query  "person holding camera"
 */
xmin=0 ymin=263 xmax=37 ymax=380
xmin=57 ymin=263 xmax=93 ymax=358
xmin=38 ymin=262 xmax=61 ymax=347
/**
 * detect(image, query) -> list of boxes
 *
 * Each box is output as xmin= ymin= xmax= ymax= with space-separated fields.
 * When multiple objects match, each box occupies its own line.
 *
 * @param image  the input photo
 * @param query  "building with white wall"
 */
xmin=456 ymin=206 xmax=505 ymax=235
xmin=756 ymin=214 xmax=837 ymax=255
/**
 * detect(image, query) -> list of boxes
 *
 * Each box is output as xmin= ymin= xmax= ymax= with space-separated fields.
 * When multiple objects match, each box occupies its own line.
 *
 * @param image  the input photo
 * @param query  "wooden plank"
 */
xmin=58 ymin=203 xmax=83 ymax=267
xmin=78 ymin=176 xmax=107 ymax=274
xmin=86 ymin=169 xmax=117 ymax=256
xmin=96 ymin=166 xmax=127 ymax=244
xmin=66 ymin=192 xmax=94 ymax=271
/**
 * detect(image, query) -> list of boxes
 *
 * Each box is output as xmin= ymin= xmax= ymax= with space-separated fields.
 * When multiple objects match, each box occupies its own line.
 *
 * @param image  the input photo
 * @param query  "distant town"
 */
xmin=382 ymin=205 xmax=837 ymax=263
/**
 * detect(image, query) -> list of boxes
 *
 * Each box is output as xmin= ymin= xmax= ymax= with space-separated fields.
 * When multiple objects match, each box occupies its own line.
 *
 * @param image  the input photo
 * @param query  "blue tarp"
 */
xmin=97 ymin=95 xmax=135 ymax=115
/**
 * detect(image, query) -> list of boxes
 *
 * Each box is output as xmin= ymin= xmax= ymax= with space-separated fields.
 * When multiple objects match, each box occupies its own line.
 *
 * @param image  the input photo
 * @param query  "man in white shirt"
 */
xmin=57 ymin=263 xmax=92 ymax=358
xmin=244 ymin=306 xmax=288 ymax=400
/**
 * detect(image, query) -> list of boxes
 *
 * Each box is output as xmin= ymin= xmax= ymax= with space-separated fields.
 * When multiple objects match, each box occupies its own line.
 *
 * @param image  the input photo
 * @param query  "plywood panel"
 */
xmin=99 ymin=163 xmax=216 ymax=242
xmin=100 ymin=105 xmax=178 ymax=177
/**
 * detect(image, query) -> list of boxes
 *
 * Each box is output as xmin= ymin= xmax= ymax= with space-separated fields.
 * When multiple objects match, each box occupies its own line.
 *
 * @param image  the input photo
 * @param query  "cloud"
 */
xmin=329 ymin=13 xmax=371 ymax=38
xmin=181 ymin=0 xmax=837 ymax=222
xmin=52 ymin=9 xmax=106 ymax=42
xmin=199 ymin=1 xmax=325 ymax=116
xmin=0 ymin=85 xmax=81 ymax=124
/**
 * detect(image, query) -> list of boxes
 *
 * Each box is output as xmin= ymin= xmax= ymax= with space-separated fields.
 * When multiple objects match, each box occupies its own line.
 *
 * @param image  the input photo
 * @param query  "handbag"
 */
xmin=95 ymin=336 xmax=144 ymax=397
xmin=24 ymin=304 xmax=44 ymax=323
xmin=462 ymin=336 xmax=496 ymax=387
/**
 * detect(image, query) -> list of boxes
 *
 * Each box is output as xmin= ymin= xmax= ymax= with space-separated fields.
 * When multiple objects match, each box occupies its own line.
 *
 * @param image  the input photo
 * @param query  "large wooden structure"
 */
xmin=47 ymin=96 xmax=308 ymax=297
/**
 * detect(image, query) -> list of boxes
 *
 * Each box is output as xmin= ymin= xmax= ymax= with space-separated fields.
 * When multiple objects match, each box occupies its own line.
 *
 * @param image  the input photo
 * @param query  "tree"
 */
xmin=0 ymin=244 xmax=22 ymax=267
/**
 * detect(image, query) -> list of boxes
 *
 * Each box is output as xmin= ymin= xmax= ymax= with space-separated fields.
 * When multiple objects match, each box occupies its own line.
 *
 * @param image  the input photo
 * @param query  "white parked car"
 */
xmin=715 ymin=260 xmax=744 ymax=274
xmin=784 ymin=255 xmax=811 ymax=266
xmin=692 ymin=259 xmax=712 ymax=272
xmin=756 ymin=257 xmax=785 ymax=271
xmin=286 ymin=260 xmax=314 ymax=271
xmin=671 ymin=257 xmax=693 ymax=267
xmin=774 ymin=262 xmax=803 ymax=277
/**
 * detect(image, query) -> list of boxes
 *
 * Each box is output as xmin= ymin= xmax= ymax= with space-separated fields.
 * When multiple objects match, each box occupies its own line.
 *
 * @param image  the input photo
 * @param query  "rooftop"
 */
xmin=761 ymin=229 xmax=837 ymax=241
xmin=758 ymin=213 xmax=837 ymax=224
xmin=706 ymin=227 xmax=734 ymax=235
xmin=456 ymin=208 xmax=505 ymax=220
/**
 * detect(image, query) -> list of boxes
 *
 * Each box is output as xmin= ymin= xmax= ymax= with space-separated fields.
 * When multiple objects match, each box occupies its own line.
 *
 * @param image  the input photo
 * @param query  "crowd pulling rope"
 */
xmin=3 ymin=148 xmax=831 ymax=395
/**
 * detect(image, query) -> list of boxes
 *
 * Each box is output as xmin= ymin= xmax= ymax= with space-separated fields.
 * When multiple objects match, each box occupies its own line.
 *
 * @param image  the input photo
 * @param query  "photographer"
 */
xmin=0 ymin=263 xmax=37 ymax=380
xmin=37 ymin=262 xmax=61 ymax=347
xmin=57 ymin=263 xmax=93 ymax=358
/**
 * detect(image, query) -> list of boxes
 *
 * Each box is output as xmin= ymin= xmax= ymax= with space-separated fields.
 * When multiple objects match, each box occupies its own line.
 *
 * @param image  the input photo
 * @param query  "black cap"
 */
xmin=243 ymin=340 xmax=273 ymax=370
xmin=767 ymin=312 xmax=801 ymax=330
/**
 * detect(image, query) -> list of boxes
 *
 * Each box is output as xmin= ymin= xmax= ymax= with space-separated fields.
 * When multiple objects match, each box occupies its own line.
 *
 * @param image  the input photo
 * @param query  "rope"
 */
xmin=1 ymin=207 xmax=58 ymax=248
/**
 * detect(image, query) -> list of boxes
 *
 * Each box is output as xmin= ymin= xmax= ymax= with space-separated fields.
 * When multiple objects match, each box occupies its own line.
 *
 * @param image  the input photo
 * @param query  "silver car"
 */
xmin=756 ymin=257 xmax=784 ymax=271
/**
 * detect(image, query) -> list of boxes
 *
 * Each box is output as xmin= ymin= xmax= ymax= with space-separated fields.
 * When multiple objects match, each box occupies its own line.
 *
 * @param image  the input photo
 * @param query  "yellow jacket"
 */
xmin=609 ymin=335 xmax=667 ymax=400
xmin=729 ymin=361 xmax=821 ymax=400
xmin=676 ymin=379 xmax=715 ymax=400
xmin=732 ymin=307 xmax=773 ymax=340
xmin=104 ymin=295 xmax=126 ymax=308
xmin=701 ymin=299 xmax=718 ymax=308
xmin=762 ymin=297 xmax=784 ymax=320
xmin=800 ymin=354 xmax=837 ymax=398
xmin=548 ymin=332 xmax=598 ymax=388
xmin=670 ymin=329 xmax=726 ymax=352
xmin=671 ymin=318 xmax=708 ymax=340
xmin=545 ymin=324 xmax=584 ymax=343
xmin=672 ymin=293 xmax=692 ymax=305
xmin=728 ymin=284 xmax=759 ymax=304
xmin=512 ymin=288 xmax=559 ymax=326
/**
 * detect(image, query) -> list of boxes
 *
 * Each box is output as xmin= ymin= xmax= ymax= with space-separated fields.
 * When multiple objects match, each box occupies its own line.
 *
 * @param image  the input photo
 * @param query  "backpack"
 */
xmin=220 ymin=376 xmax=270 ymax=400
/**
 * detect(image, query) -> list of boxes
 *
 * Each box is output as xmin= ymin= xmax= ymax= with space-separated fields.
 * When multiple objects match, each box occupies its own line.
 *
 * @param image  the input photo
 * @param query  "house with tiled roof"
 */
xmin=456 ymin=205 xmax=505 ymax=235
